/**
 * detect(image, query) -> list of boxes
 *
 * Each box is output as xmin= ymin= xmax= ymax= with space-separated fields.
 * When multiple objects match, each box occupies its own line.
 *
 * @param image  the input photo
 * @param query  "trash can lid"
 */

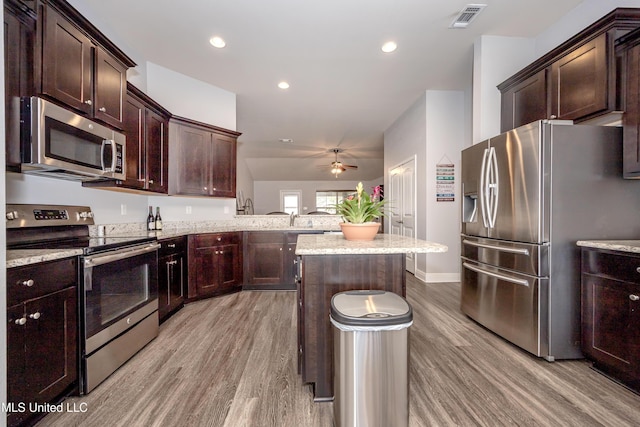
xmin=330 ymin=290 xmax=413 ymax=326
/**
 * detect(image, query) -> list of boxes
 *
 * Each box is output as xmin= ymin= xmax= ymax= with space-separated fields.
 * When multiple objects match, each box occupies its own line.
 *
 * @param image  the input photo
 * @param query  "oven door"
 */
xmin=82 ymin=243 xmax=159 ymax=355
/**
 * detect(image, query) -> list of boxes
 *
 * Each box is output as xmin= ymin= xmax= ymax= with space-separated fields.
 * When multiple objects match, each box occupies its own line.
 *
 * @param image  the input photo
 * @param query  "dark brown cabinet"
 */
xmin=38 ymin=0 xmax=134 ymax=129
xmin=581 ymin=248 xmax=640 ymax=392
xmin=83 ymin=83 xmax=171 ymax=193
xmin=188 ymin=232 xmax=243 ymax=299
xmin=7 ymin=257 xmax=78 ymax=427
xmin=498 ymin=9 xmax=640 ymax=133
xmin=169 ymin=117 xmax=240 ymax=198
xmin=500 ymin=69 xmax=549 ymax=132
xmin=243 ymin=231 xmax=321 ymax=290
xmin=158 ymin=236 xmax=186 ymax=322
xmin=4 ymin=0 xmax=35 ymax=171
xmin=550 ymin=34 xmax=610 ymax=120
xmin=619 ymin=27 xmax=640 ymax=178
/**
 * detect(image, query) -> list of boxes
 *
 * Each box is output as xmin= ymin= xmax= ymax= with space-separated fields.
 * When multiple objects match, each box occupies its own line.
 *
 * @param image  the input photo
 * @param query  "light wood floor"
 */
xmin=39 ymin=275 xmax=640 ymax=426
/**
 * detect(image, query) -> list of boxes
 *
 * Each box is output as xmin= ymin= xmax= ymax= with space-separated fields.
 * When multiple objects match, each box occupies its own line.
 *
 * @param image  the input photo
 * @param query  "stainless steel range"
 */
xmin=6 ymin=204 xmax=160 ymax=394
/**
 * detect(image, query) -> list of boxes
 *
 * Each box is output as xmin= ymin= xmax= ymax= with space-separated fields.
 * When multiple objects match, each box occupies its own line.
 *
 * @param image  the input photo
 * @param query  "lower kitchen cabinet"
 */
xmin=7 ymin=257 xmax=78 ymax=427
xmin=158 ymin=236 xmax=187 ymax=322
xmin=581 ymin=248 xmax=640 ymax=392
xmin=243 ymin=230 xmax=322 ymax=290
xmin=188 ymin=232 xmax=243 ymax=299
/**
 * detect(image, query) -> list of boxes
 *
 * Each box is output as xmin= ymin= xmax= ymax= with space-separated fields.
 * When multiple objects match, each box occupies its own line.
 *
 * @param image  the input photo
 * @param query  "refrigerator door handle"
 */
xmin=462 ymin=239 xmax=530 ymax=255
xmin=479 ymin=148 xmax=490 ymax=228
xmin=462 ymin=262 xmax=530 ymax=287
xmin=487 ymin=146 xmax=499 ymax=228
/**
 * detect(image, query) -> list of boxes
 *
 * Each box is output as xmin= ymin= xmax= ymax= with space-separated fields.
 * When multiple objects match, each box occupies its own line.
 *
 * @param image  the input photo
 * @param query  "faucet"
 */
xmin=290 ymin=212 xmax=298 ymax=226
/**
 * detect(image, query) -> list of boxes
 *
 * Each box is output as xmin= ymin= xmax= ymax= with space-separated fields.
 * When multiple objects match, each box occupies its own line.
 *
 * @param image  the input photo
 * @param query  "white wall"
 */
xmin=146 ymin=62 xmax=236 ymax=131
xmin=425 ymin=91 xmax=465 ymax=282
xmin=253 ymin=179 xmax=382 ymax=215
xmin=472 ymin=36 xmax=536 ymax=143
xmin=384 ymin=91 xmax=466 ymax=283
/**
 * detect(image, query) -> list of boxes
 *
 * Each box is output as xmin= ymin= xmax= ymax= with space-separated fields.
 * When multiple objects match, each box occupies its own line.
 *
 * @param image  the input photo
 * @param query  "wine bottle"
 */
xmin=155 ymin=207 xmax=163 ymax=231
xmin=147 ymin=206 xmax=155 ymax=231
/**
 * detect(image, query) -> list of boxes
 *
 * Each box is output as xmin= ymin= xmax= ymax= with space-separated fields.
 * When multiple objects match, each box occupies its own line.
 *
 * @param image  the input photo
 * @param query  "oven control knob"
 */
xmin=22 ymin=279 xmax=34 ymax=287
xmin=6 ymin=211 xmax=18 ymax=220
xmin=78 ymin=211 xmax=94 ymax=219
xmin=29 ymin=312 xmax=41 ymax=320
xmin=15 ymin=317 xmax=27 ymax=326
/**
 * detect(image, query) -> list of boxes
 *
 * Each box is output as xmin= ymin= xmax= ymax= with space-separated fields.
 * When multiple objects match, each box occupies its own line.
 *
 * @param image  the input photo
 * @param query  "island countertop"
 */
xmin=295 ymin=233 xmax=448 ymax=255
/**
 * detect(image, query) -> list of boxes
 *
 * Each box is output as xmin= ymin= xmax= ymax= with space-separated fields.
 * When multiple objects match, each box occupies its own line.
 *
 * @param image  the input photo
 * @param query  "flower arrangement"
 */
xmin=335 ymin=182 xmax=386 ymax=224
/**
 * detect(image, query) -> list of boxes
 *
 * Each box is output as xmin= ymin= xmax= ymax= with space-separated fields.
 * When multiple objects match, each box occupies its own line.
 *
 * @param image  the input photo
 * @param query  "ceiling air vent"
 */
xmin=450 ymin=4 xmax=486 ymax=29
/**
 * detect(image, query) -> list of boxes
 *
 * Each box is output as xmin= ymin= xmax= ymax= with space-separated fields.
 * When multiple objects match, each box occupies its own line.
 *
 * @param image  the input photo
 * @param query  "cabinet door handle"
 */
xmin=148 ymin=179 xmax=154 ymax=184
xmin=21 ymin=279 xmax=34 ymax=287
xmin=98 ymin=107 xmax=107 ymax=112
xmin=636 ymin=267 xmax=640 ymax=274
xmin=84 ymin=99 xmax=92 ymax=106
xmin=168 ymin=244 xmax=176 ymax=248
xmin=630 ymin=294 xmax=639 ymax=301
xmin=29 ymin=312 xmax=41 ymax=320
xmin=15 ymin=317 xmax=27 ymax=326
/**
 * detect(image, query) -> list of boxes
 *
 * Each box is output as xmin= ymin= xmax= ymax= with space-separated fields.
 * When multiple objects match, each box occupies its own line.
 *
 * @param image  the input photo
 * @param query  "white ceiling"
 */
xmin=73 ymin=0 xmax=584 ymax=181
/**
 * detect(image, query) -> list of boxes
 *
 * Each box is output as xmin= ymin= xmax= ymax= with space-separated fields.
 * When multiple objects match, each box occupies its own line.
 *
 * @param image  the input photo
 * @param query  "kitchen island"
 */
xmin=295 ymin=233 xmax=447 ymax=401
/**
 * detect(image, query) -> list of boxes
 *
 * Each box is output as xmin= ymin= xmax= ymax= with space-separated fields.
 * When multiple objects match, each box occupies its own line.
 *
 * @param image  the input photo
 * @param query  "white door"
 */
xmin=389 ymin=157 xmax=417 ymax=274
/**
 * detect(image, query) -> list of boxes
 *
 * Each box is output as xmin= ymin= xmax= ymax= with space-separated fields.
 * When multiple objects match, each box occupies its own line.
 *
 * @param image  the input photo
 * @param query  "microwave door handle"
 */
xmin=101 ymin=140 xmax=115 ymax=172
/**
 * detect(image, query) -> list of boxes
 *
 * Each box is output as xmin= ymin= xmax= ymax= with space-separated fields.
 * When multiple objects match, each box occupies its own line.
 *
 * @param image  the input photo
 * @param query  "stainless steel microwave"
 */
xmin=21 ymin=97 xmax=126 ymax=181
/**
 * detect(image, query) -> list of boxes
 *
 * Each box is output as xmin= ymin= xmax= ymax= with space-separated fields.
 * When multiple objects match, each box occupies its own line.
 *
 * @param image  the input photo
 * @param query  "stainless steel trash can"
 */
xmin=330 ymin=290 xmax=413 ymax=427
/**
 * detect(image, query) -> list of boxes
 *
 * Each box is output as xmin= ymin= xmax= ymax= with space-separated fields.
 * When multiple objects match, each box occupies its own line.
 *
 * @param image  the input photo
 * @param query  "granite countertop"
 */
xmin=577 ymin=240 xmax=640 ymax=254
xmin=7 ymin=249 xmax=84 ymax=269
xmin=295 ymin=233 xmax=448 ymax=255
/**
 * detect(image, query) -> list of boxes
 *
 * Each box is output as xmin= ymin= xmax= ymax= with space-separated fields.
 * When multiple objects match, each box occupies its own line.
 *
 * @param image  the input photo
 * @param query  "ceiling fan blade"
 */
xmin=342 ymin=164 xmax=358 ymax=169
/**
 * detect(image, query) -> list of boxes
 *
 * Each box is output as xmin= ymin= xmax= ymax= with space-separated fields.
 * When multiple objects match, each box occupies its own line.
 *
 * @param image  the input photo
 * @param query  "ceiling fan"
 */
xmin=326 ymin=148 xmax=358 ymax=178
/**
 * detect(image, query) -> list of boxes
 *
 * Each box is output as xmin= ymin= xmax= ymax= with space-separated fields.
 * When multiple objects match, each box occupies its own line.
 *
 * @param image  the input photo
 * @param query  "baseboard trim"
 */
xmin=413 ymin=270 xmax=460 ymax=283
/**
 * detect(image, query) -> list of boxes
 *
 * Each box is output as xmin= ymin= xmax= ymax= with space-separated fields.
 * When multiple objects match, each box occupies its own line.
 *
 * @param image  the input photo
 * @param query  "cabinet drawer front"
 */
xmin=193 ymin=232 xmax=240 ymax=247
xmin=159 ymin=236 xmax=186 ymax=257
xmin=7 ymin=257 xmax=77 ymax=306
xmin=247 ymin=231 xmax=284 ymax=244
xmin=582 ymin=249 xmax=640 ymax=283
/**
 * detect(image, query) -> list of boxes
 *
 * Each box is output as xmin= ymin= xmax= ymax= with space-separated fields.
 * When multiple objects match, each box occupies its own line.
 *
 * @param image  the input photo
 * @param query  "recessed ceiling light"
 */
xmin=209 ymin=36 xmax=226 ymax=48
xmin=278 ymin=81 xmax=290 ymax=89
xmin=279 ymin=138 xmax=293 ymax=143
xmin=381 ymin=41 xmax=397 ymax=53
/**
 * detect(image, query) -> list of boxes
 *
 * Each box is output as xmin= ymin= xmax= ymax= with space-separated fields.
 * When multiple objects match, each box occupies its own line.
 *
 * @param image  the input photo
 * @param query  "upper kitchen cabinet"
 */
xmin=38 ymin=0 xmax=135 ymax=129
xmin=498 ymin=8 xmax=640 ymax=133
xmin=618 ymin=27 xmax=640 ymax=178
xmin=168 ymin=116 xmax=241 ymax=198
xmin=83 ymin=82 xmax=171 ymax=193
xmin=4 ymin=0 xmax=35 ymax=172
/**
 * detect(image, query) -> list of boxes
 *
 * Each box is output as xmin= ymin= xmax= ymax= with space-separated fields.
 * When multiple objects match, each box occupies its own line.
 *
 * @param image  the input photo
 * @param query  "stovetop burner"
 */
xmin=6 ymin=203 xmax=156 ymax=254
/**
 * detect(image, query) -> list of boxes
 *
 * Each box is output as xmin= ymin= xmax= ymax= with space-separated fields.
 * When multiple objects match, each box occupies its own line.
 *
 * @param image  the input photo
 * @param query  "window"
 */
xmin=280 ymin=190 xmax=301 ymax=215
xmin=315 ymin=190 xmax=354 ymax=214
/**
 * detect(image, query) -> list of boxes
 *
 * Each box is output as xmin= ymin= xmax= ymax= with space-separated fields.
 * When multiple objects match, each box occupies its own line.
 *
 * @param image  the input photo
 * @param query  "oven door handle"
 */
xmin=83 ymin=242 xmax=160 ymax=268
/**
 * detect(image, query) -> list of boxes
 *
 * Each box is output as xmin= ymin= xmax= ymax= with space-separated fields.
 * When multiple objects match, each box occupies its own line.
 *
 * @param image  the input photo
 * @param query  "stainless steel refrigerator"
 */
xmin=461 ymin=120 xmax=640 ymax=361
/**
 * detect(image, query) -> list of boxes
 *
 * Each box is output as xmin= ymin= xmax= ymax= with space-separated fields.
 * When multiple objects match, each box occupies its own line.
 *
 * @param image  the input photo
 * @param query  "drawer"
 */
xmin=159 ymin=236 xmax=186 ymax=257
xmin=582 ymin=248 xmax=640 ymax=284
xmin=192 ymin=232 xmax=241 ymax=248
xmin=7 ymin=257 xmax=77 ymax=306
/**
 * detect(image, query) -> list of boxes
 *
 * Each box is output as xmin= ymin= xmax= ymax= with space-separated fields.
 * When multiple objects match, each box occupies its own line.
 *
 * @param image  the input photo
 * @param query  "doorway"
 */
xmin=389 ymin=156 xmax=417 ymax=274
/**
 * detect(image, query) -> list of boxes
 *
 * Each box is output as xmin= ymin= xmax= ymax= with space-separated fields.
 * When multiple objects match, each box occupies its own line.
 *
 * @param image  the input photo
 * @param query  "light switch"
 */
xmin=120 ymin=204 xmax=127 ymax=215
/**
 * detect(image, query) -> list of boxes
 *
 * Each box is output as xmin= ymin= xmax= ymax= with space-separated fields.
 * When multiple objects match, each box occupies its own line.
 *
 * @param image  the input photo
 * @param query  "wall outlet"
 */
xmin=224 ymin=206 xmax=230 ymax=214
xmin=186 ymin=206 xmax=192 ymax=214
xmin=120 ymin=204 xmax=127 ymax=215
